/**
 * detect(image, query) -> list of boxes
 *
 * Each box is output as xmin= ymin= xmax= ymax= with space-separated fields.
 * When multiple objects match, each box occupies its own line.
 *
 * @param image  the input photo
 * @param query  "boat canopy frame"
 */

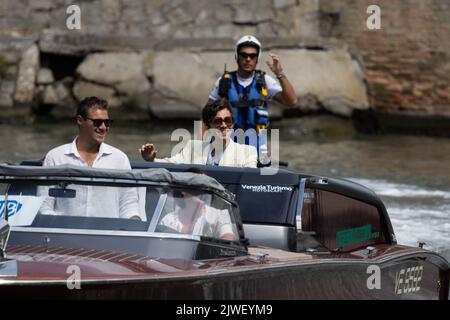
xmin=13 ymin=161 xmax=397 ymax=251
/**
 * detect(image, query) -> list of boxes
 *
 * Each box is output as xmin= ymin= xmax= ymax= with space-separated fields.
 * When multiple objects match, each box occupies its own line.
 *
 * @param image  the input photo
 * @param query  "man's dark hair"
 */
xmin=202 ymin=99 xmax=233 ymax=128
xmin=76 ymin=96 xmax=108 ymax=118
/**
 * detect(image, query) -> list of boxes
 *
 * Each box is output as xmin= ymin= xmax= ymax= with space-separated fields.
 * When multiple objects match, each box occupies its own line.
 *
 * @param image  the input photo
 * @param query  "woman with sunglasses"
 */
xmin=139 ymin=100 xmax=257 ymax=167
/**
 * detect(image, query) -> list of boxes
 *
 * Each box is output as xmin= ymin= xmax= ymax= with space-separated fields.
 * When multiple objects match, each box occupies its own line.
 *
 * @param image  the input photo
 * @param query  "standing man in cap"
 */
xmin=207 ymin=35 xmax=298 ymax=165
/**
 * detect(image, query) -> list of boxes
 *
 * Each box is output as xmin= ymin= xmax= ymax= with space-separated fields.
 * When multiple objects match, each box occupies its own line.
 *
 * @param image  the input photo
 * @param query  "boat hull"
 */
xmin=1 ymin=249 xmax=447 ymax=300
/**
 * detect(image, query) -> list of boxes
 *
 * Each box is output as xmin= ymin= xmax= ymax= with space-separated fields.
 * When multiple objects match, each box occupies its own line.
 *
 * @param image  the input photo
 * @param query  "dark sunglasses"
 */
xmin=211 ymin=116 xmax=234 ymax=127
xmin=239 ymin=52 xmax=258 ymax=60
xmin=85 ymin=117 xmax=113 ymax=127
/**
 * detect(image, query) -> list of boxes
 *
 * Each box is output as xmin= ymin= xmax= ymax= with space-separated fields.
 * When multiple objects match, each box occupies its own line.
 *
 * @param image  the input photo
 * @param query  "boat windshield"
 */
xmin=0 ymin=180 xmax=239 ymax=242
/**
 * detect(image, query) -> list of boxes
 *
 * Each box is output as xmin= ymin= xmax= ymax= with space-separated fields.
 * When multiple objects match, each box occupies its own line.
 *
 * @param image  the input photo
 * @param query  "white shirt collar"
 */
xmin=236 ymin=71 xmax=255 ymax=81
xmin=99 ymin=141 xmax=113 ymax=155
xmin=66 ymin=137 xmax=112 ymax=159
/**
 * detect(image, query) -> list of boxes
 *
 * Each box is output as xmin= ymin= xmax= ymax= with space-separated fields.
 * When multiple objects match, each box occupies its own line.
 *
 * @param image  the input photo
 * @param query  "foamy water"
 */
xmin=348 ymin=178 xmax=450 ymax=199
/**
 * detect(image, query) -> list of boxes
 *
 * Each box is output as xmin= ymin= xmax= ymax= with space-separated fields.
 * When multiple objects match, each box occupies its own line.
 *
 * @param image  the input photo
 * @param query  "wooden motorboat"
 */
xmin=0 ymin=163 xmax=448 ymax=299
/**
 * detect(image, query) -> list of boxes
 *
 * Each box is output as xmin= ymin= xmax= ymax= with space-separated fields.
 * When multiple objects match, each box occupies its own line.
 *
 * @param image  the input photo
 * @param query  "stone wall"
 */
xmin=0 ymin=0 xmax=320 ymax=39
xmin=320 ymin=0 xmax=450 ymax=115
xmin=0 ymin=0 xmax=449 ymax=134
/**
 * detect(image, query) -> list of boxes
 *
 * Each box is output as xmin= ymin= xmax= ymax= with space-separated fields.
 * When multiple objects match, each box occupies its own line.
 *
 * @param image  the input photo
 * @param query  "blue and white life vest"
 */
xmin=224 ymin=70 xmax=269 ymax=132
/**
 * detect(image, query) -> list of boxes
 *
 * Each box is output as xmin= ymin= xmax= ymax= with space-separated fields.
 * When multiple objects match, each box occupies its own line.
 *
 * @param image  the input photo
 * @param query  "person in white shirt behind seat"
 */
xmin=157 ymin=168 xmax=237 ymax=241
xmin=39 ymin=96 xmax=144 ymax=221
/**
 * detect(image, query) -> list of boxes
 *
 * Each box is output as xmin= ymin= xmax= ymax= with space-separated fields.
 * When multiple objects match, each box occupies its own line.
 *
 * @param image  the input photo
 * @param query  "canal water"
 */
xmin=0 ymin=115 xmax=449 ymax=260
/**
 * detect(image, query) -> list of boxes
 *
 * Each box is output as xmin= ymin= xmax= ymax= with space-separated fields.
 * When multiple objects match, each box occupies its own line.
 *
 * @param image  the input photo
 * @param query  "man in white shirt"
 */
xmin=139 ymin=100 xmax=257 ymax=167
xmin=40 ymin=96 xmax=144 ymax=220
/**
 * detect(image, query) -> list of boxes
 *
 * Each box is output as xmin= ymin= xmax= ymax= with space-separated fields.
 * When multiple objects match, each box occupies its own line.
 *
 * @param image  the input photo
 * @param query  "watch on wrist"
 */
xmin=276 ymin=72 xmax=286 ymax=79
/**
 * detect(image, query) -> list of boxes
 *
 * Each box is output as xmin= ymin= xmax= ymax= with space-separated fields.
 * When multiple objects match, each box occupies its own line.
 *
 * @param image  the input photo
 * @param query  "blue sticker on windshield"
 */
xmin=0 ymin=200 xmax=23 ymax=219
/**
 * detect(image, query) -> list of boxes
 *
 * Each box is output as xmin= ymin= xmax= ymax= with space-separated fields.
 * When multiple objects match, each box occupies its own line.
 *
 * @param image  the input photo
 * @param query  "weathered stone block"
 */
xmin=277 ymin=49 xmax=369 ymax=116
xmin=274 ymin=0 xmax=298 ymax=9
xmin=0 ymin=51 xmax=21 ymax=64
xmin=141 ymin=51 xmax=155 ymax=78
xmin=167 ymin=7 xmax=195 ymax=25
xmin=76 ymin=51 xmax=151 ymax=104
xmin=152 ymin=23 xmax=173 ymax=37
xmin=13 ymin=44 xmax=39 ymax=105
xmin=1 ymin=0 xmax=30 ymax=19
xmin=37 ymin=68 xmax=54 ymax=85
xmin=100 ymin=0 xmax=121 ymax=23
xmin=297 ymin=93 xmax=321 ymax=112
xmin=121 ymin=1 xmax=148 ymax=23
xmin=54 ymin=82 xmax=71 ymax=101
xmin=174 ymin=25 xmax=194 ymax=38
xmin=233 ymin=10 xmax=253 ymax=24
xmin=76 ymin=52 xmax=145 ymax=85
xmin=297 ymin=0 xmax=319 ymax=14
xmin=47 ymin=7 xmax=67 ymax=32
xmin=41 ymin=85 xmax=59 ymax=105
xmin=0 ymin=81 xmax=15 ymax=108
xmin=4 ymin=65 xmax=18 ymax=80
xmin=257 ymin=22 xmax=276 ymax=37
xmin=149 ymin=91 xmax=203 ymax=119
xmin=232 ymin=25 xmax=257 ymax=38
xmin=29 ymin=0 xmax=56 ymax=11
xmin=193 ymin=26 xmax=217 ymax=38
xmin=72 ymin=81 xmax=120 ymax=108
xmin=78 ymin=1 xmax=116 ymax=34
xmin=27 ymin=11 xmax=51 ymax=30
xmin=115 ymin=74 xmax=151 ymax=95
xmin=214 ymin=7 xmax=234 ymax=23
xmin=297 ymin=11 xmax=320 ymax=38
xmin=152 ymin=51 xmax=234 ymax=113
xmin=233 ymin=0 xmax=274 ymax=23
xmin=215 ymin=24 xmax=235 ymax=39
